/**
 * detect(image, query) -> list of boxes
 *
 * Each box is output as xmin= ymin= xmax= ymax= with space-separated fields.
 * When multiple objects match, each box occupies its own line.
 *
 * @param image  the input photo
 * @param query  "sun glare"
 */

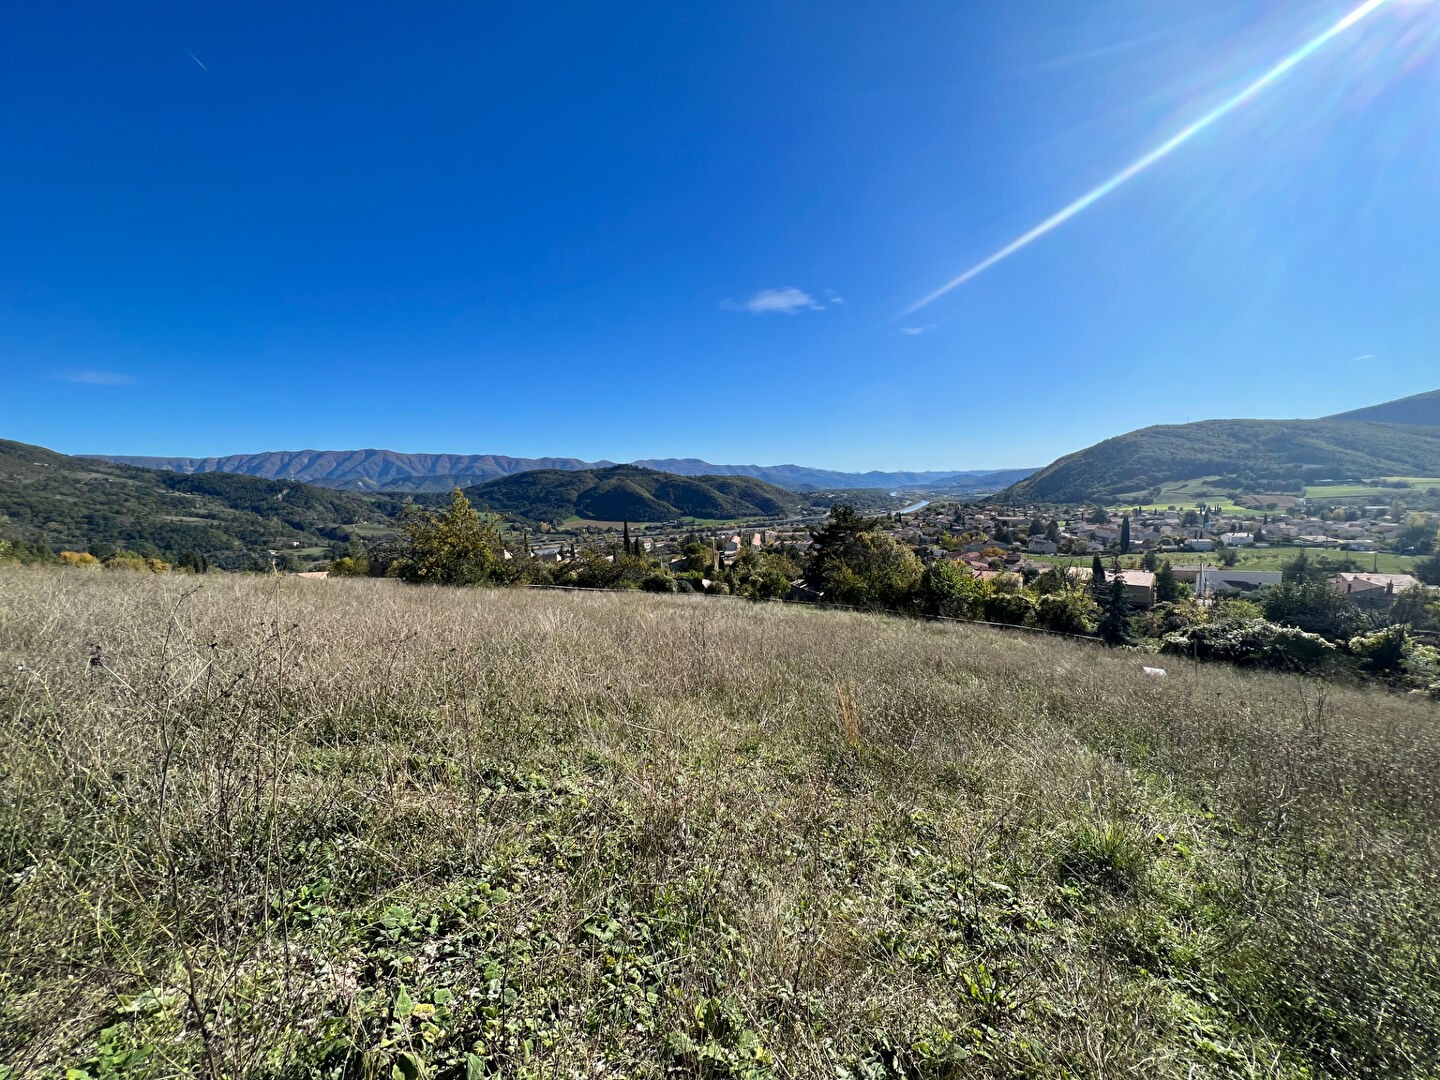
xmin=902 ymin=0 xmax=1433 ymax=316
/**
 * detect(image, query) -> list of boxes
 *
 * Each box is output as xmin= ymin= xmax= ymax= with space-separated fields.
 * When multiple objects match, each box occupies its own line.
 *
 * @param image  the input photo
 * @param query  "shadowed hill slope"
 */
xmin=466 ymin=464 xmax=799 ymax=522
xmin=0 ymin=436 xmax=409 ymax=565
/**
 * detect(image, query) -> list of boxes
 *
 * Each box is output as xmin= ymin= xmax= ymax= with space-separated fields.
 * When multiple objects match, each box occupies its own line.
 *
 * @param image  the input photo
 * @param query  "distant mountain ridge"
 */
xmin=1003 ymin=387 xmax=1440 ymax=504
xmin=92 ymin=449 xmax=1033 ymax=493
xmin=96 ymin=450 xmax=605 ymax=493
xmin=1326 ymin=388 xmax=1440 ymax=427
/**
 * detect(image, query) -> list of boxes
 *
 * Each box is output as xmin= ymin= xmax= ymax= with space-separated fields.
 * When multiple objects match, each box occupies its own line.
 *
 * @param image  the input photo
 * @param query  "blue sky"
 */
xmin=3 ymin=0 xmax=1438 ymax=471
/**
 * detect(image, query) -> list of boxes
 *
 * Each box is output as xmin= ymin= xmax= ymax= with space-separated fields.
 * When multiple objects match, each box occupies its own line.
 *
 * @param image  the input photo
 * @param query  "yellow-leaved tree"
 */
xmin=393 ymin=489 xmax=508 ymax=586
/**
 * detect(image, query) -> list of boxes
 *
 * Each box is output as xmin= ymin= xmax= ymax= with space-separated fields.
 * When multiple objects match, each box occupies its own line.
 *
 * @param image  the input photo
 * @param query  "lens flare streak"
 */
xmin=902 ymin=0 xmax=1396 ymax=316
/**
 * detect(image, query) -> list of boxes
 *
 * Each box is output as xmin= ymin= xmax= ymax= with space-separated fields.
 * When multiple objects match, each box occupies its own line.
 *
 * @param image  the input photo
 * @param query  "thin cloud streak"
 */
xmin=1347 ymin=353 xmax=1376 ymax=363
xmin=901 ymin=0 xmax=1397 ymax=318
xmin=722 ymin=286 xmax=824 ymax=315
xmin=185 ymin=47 xmax=208 ymax=71
xmin=54 ymin=371 xmax=136 ymax=385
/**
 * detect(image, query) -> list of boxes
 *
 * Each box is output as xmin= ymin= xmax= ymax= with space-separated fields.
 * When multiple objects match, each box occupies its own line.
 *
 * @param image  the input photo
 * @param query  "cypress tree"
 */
xmin=1090 ymin=555 xmax=1107 ymax=598
xmin=1098 ymin=575 xmax=1131 ymax=644
xmin=1120 ymin=514 xmax=1131 ymax=554
xmin=622 ymin=520 xmax=631 ymax=555
xmin=1155 ymin=560 xmax=1179 ymax=603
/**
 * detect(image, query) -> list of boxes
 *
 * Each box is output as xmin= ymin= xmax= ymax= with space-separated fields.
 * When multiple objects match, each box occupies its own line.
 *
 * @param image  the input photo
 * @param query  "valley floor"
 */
xmin=1 ymin=568 xmax=1437 ymax=1078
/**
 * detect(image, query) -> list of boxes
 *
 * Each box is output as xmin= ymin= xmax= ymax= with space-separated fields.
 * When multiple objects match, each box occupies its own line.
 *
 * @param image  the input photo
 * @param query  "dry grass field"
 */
xmin=1 ymin=567 xmax=1438 ymax=1078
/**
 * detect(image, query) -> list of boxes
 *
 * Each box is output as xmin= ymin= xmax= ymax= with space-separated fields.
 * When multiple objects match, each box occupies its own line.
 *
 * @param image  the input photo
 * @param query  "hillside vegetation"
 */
xmin=2 ymin=570 xmax=1437 ymax=1077
xmin=0 ymin=438 xmax=410 ymax=568
xmin=1004 ymin=418 xmax=1440 ymax=503
xmin=466 ymin=464 xmax=799 ymax=523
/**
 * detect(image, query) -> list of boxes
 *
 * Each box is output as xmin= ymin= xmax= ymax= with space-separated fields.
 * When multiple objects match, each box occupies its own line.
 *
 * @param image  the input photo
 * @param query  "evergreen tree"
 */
xmin=1282 ymin=549 xmax=1313 ymax=583
xmin=1120 ymin=514 xmax=1131 ymax=554
xmin=1098 ymin=576 xmax=1131 ymax=644
xmin=1090 ymin=555 xmax=1107 ymax=598
xmin=1155 ymin=560 xmax=1179 ymax=602
xmin=1141 ymin=549 xmax=1159 ymax=572
xmin=622 ymin=521 xmax=631 ymax=556
xmin=1416 ymin=553 xmax=1440 ymax=586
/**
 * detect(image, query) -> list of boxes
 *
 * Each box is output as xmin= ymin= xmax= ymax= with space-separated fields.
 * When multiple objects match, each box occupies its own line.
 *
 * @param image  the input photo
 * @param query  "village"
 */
xmin=498 ymin=495 xmax=1437 ymax=612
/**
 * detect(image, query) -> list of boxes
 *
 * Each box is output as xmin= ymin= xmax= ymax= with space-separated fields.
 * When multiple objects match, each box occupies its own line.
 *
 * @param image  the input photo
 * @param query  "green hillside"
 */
xmin=467 ymin=464 xmax=799 ymax=522
xmin=1004 ymin=418 xmax=1440 ymax=504
xmin=0 ymin=437 xmax=410 ymax=567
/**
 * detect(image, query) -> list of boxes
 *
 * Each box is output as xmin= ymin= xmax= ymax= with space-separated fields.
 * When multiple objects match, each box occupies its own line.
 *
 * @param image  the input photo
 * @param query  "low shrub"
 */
xmin=1161 ymin=618 xmax=1337 ymax=671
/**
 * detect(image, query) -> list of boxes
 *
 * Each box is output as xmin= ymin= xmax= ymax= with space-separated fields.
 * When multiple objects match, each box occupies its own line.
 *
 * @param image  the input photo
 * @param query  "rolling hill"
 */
xmin=92 ymin=448 xmax=1023 ymax=493
xmin=465 ymin=465 xmax=800 ymax=522
xmin=1003 ymin=417 xmax=1440 ymax=504
xmin=0 ymin=437 xmax=412 ymax=567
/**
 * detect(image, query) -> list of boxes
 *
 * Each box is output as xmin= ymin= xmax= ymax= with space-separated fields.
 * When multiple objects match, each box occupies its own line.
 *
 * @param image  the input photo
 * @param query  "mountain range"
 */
xmin=92 ymin=449 xmax=1034 ymax=494
xmin=1003 ymin=389 xmax=1440 ymax=504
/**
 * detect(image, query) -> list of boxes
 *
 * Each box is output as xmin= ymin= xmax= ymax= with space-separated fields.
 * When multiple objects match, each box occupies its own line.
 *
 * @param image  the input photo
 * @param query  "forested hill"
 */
xmin=0 ymin=438 xmax=411 ymax=568
xmin=1002 ymin=418 xmax=1440 ymax=504
xmin=466 ymin=465 xmax=800 ymax=523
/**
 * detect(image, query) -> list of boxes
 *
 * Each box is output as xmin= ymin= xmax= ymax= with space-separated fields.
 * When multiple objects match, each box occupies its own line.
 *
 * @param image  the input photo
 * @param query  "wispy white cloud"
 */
xmin=1346 ymin=353 xmax=1376 ymax=363
xmin=899 ymin=323 xmax=940 ymax=337
xmin=185 ymin=47 xmax=208 ymax=71
xmin=54 ymin=370 xmax=136 ymax=385
xmin=722 ymin=286 xmax=823 ymax=315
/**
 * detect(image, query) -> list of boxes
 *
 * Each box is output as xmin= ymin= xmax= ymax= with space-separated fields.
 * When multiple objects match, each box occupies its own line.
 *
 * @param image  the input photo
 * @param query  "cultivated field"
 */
xmin=1 ymin=568 xmax=1438 ymax=1077
xmin=1042 ymin=546 xmax=1421 ymax=574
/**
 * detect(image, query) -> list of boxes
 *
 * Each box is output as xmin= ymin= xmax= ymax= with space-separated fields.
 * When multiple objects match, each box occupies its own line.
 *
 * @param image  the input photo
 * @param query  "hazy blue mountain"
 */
xmin=93 ymin=449 xmax=1028 ymax=492
xmin=1327 ymin=388 xmax=1440 ymax=427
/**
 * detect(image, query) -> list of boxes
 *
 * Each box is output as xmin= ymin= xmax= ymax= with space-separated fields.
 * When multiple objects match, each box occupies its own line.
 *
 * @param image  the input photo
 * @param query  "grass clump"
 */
xmin=0 ymin=567 xmax=1438 ymax=1077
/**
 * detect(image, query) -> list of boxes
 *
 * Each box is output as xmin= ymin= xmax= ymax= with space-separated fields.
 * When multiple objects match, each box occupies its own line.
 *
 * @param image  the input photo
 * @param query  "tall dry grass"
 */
xmin=0 ymin=566 xmax=1437 ymax=1077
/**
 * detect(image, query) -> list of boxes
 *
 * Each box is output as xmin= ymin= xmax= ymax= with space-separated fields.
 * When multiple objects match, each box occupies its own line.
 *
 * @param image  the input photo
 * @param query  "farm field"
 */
xmin=1107 ymin=475 xmax=1440 ymax=514
xmin=1042 ymin=545 xmax=1422 ymax=574
xmin=1305 ymin=477 xmax=1440 ymax=500
xmin=1106 ymin=478 xmax=1254 ymax=516
xmin=2 ymin=568 xmax=1437 ymax=1077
